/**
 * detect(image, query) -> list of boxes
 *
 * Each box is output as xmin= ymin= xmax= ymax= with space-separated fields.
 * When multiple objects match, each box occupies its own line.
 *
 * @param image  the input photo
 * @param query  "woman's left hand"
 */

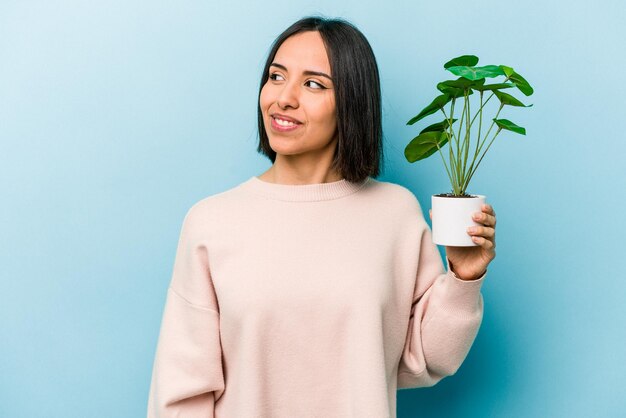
xmin=429 ymin=203 xmax=497 ymax=281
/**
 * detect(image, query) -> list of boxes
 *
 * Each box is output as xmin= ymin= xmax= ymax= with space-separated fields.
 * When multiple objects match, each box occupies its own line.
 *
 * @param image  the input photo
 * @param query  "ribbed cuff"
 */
xmin=439 ymin=260 xmax=486 ymax=316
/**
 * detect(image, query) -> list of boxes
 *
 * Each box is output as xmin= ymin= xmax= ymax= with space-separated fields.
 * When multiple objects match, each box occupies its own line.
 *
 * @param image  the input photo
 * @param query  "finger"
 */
xmin=429 ymin=209 xmax=432 ymax=220
xmin=471 ymin=235 xmax=495 ymax=249
xmin=467 ymin=226 xmax=495 ymax=238
xmin=473 ymin=212 xmax=496 ymax=227
xmin=483 ymin=204 xmax=495 ymax=217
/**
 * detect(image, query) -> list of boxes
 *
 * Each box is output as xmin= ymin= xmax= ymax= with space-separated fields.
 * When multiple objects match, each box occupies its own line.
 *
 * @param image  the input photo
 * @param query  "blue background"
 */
xmin=1 ymin=1 xmax=624 ymax=417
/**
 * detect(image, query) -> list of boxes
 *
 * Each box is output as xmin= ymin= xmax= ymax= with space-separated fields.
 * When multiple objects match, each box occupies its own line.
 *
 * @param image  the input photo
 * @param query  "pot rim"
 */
xmin=432 ymin=194 xmax=486 ymax=199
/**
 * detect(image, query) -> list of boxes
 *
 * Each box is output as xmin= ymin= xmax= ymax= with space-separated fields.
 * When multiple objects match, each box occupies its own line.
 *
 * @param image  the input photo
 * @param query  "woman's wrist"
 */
xmin=448 ymin=258 xmax=486 ymax=281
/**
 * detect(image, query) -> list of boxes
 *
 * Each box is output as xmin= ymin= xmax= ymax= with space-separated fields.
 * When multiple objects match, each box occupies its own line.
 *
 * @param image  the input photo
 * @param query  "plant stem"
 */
xmin=468 ymin=75 xmax=511 ymax=128
xmin=440 ymin=107 xmax=461 ymax=145
xmin=440 ymin=107 xmax=458 ymax=194
xmin=436 ymin=130 xmax=454 ymax=190
xmin=466 ymin=91 xmax=483 ymax=192
xmin=477 ymin=91 xmax=484 ymax=154
xmin=448 ymin=99 xmax=460 ymax=194
xmin=469 ymin=91 xmax=494 ymax=128
xmin=455 ymin=97 xmax=467 ymax=194
xmin=461 ymin=89 xmax=471 ymax=193
xmin=463 ymin=127 xmax=502 ymax=191
xmin=437 ymin=106 xmax=457 ymax=193
xmin=461 ymin=102 xmax=504 ymax=192
xmin=476 ymin=103 xmax=503 ymax=158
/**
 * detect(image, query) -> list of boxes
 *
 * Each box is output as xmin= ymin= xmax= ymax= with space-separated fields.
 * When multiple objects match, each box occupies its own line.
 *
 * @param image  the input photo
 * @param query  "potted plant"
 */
xmin=404 ymin=54 xmax=534 ymax=246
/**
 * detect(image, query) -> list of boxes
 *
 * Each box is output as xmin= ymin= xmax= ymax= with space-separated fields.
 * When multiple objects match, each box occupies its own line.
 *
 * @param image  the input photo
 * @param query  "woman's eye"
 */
xmin=305 ymin=80 xmax=326 ymax=89
xmin=269 ymin=73 xmax=284 ymax=81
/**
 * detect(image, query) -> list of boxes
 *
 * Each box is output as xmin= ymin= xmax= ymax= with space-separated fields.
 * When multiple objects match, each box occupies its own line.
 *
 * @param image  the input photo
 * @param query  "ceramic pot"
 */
xmin=431 ymin=194 xmax=486 ymax=246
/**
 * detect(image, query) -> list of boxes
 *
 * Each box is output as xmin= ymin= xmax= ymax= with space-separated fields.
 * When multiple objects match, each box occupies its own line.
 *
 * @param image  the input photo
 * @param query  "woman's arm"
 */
xmin=147 ymin=205 xmax=225 ymax=417
xmin=397 ymin=219 xmax=485 ymax=389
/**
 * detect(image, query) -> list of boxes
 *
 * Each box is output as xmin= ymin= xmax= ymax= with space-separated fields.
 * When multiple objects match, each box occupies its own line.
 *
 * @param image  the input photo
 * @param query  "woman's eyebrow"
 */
xmin=270 ymin=62 xmax=333 ymax=81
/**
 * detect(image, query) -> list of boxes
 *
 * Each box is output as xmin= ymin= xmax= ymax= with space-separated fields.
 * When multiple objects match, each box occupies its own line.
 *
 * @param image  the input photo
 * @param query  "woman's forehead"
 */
xmin=273 ymin=31 xmax=331 ymax=74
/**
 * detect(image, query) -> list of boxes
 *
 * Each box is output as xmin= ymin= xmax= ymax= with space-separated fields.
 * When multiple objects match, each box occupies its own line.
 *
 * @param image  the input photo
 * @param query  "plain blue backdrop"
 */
xmin=1 ymin=0 xmax=624 ymax=417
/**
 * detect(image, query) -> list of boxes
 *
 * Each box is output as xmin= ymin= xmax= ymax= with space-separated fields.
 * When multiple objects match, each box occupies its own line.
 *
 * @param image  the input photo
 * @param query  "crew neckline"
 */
xmin=242 ymin=175 xmax=370 ymax=202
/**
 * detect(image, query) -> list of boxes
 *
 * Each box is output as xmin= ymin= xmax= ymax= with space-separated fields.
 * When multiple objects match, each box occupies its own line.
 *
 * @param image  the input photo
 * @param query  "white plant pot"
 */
xmin=431 ymin=194 xmax=486 ymax=246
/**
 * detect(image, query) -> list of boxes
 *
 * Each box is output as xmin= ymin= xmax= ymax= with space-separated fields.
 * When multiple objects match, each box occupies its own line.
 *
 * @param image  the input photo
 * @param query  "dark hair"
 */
xmin=256 ymin=16 xmax=383 ymax=183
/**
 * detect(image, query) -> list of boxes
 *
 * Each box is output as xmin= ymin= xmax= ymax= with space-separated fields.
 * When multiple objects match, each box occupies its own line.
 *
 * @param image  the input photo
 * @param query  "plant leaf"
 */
xmin=508 ymin=71 xmax=533 ymax=96
xmin=439 ymin=77 xmax=486 ymax=89
xmin=436 ymin=84 xmax=475 ymax=98
xmin=500 ymin=65 xmax=515 ymax=77
xmin=420 ymin=118 xmax=458 ymax=134
xmin=406 ymin=94 xmax=451 ymax=125
xmin=499 ymin=65 xmax=534 ymax=96
xmin=494 ymin=118 xmax=526 ymax=135
xmin=437 ymin=77 xmax=484 ymax=97
xmin=444 ymin=55 xmax=479 ymax=69
xmin=493 ymin=90 xmax=533 ymax=107
xmin=446 ymin=65 xmax=505 ymax=81
xmin=405 ymin=131 xmax=449 ymax=162
xmin=473 ymin=82 xmax=515 ymax=92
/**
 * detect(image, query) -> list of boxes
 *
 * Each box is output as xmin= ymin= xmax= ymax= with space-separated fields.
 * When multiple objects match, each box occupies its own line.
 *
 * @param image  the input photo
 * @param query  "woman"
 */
xmin=147 ymin=16 xmax=496 ymax=418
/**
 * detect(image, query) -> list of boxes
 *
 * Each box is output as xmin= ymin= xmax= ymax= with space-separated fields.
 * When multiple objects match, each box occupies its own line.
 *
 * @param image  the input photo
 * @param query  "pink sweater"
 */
xmin=147 ymin=175 xmax=485 ymax=418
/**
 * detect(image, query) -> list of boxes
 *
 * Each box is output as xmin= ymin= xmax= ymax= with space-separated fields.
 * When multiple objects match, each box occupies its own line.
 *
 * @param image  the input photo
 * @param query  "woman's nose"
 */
xmin=277 ymin=81 xmax=299 ymax=110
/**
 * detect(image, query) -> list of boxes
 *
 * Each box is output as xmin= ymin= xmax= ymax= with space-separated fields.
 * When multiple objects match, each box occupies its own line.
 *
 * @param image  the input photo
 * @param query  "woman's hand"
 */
xmin=429 ymin=204 xmax=497 ymax=281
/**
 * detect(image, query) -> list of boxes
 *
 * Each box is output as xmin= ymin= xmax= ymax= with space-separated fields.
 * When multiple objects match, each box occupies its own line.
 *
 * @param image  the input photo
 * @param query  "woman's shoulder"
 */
xmin=366 ymin=177 xmax=423 ymax=212
xmin=179 ymin=179 xmax=251 ymax=229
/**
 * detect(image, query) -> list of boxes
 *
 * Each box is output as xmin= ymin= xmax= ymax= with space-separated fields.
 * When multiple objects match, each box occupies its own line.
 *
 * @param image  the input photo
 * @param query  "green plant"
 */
xmin=404 ymin=54 xmax=534 ymax=196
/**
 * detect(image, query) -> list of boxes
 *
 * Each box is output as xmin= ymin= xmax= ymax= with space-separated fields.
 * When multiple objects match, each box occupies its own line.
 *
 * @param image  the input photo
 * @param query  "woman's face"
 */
xmin=259 ymin=31 xmax=337 ymax=159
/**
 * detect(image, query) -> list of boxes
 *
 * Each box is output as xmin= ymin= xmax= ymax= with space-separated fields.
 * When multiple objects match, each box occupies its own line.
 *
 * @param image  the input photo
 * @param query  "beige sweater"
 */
xmin=147 ymin=175 xmax=485 ymax=418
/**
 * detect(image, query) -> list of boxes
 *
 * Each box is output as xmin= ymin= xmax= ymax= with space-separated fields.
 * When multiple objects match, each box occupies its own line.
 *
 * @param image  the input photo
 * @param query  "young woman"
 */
xmin=147 ymin=16 xmax=496 ymax=418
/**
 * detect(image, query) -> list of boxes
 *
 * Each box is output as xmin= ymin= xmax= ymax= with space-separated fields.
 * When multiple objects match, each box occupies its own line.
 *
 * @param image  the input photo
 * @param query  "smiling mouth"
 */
xmin=273 ymin=116 xmax=298 ymax=127
xmin=272 ymin=113 xmax=302 ymax=123
xmin=270 ymin=114 xmax=302 ymax=132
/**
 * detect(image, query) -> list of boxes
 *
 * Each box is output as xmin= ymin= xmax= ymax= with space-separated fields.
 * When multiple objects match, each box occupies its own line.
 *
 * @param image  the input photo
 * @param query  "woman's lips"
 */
xmin=270 ymin=114 xmax=302 ymax=132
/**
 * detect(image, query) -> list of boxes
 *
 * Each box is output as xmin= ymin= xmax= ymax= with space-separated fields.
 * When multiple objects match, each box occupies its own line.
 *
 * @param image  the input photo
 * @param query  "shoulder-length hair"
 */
xmin=256 ymin=16 xmax=383 ymax=183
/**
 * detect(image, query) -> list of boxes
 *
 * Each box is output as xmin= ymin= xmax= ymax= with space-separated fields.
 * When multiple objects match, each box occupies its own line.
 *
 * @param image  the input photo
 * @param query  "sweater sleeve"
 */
xmin=147 ymin=205 xmax=225 ymax=417
xmin=397 ymin=217 xmax=485 ymax=389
